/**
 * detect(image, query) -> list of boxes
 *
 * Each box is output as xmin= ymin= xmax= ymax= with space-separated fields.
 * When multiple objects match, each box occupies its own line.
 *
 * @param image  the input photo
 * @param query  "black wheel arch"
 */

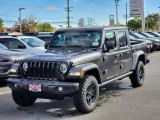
xmin=67 ymin=63 xmax=102 ymax=84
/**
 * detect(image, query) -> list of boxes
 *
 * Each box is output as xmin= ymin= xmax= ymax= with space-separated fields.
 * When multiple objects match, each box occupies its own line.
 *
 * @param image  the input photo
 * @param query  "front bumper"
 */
xmin=0 ymin=72 xmax=9 ymax=79
xmin=0 ymin=68 xmax=9 ymax=79
xmin=7 ymin=78 xmax=79 ymax=95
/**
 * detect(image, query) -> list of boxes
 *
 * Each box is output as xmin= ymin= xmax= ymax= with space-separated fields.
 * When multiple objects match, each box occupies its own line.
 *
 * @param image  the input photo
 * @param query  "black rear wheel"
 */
xmin=130 ymin=61 xmax=145 ymax=88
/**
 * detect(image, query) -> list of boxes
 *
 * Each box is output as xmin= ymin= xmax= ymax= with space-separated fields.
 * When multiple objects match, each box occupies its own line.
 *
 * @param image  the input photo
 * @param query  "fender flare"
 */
xmin=131 ymin=51 xmax=145 ymax=71
xmin=67 ymin=63 xmax=102 ymax=83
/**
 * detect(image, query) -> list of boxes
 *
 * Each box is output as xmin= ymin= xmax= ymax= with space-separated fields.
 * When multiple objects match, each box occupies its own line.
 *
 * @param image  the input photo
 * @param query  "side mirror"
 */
xmin=103 ymin=41 xmax=115 ymax=53
xmin=45 ymin=42 xmax=49 ymax=49
xmin=102 ymin=44 xmax=108 ymax=52
xmin=18 ymin=45 xmax=26 ymax=49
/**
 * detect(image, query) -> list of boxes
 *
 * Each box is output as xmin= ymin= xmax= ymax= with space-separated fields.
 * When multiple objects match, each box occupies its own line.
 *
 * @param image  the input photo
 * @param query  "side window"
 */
xmin=105 ymin=31 xmax=116 ymax=49
xmin=118 ymin=31 xmax=128 ymax=47
xmin=8 ymin=38 xmax=25 ymax=49
xmin=0 ymin=38 xmax=9 ymax=48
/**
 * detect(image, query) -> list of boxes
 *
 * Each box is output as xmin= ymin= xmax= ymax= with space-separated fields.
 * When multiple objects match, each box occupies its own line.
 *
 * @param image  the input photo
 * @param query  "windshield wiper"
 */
xmin=67 ymin=45 xmax=85 ymax=50
xmin=50 ymin=45 xmax=66 ymax=48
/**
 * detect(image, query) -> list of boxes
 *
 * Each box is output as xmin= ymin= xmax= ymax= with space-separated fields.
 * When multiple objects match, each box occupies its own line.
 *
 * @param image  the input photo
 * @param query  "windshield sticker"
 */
xmin=92 ymin=41 xmax=99 ymax=46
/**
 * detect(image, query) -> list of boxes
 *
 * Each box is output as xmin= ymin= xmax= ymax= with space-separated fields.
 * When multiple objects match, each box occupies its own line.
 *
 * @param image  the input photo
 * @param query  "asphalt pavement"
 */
xmin=0 ymin=52 xmax=160 ymax=120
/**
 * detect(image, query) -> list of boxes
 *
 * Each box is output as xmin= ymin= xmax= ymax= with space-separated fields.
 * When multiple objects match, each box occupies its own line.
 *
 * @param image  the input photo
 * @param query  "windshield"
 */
xmin=49 ymin=30 xmax=102 ymax=48
xmin=132 ymin=33 xmax=146 ymax=39
xmin=21 ymin=37 xmax=45 ymax=47
xmin=0 ymin=44 xmax=8 ymax=50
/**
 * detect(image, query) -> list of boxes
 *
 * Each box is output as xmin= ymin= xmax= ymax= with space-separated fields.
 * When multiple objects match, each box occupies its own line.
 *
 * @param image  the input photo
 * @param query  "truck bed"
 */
xmin=131 ymin=42 xmax=147 ymax=54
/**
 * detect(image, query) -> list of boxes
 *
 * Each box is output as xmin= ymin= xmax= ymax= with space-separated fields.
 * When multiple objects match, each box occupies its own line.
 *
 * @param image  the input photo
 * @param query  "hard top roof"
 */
xmin=56 ymin=27 xmax=127 ymax=32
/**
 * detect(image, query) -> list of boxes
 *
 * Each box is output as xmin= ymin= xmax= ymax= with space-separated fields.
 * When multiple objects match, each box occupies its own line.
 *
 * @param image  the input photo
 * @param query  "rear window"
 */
xmin=118 ymin=31 xmax=128 ymax=47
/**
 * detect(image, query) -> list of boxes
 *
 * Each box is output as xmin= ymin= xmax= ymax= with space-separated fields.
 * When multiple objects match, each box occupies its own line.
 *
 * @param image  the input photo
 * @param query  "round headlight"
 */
xmin=23 ymin=62 xmax=28 ymax=71
xmin=59 ymin=63 xmax=68 ymax=74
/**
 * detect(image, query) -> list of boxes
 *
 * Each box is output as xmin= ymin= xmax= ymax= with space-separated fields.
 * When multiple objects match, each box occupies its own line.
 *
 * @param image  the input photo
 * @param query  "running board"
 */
xmin=99 ymin=72 xmax=133 ymax=87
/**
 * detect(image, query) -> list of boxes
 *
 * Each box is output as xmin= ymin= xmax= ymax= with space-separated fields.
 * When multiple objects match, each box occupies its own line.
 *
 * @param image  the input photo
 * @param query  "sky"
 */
xmin=0 ymin=0 xmax=160 ymax=28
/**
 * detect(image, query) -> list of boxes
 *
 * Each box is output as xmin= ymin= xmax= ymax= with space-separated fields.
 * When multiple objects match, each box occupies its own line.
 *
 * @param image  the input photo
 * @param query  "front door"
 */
xmin=102 ymin=31 xmax=121 ymax=81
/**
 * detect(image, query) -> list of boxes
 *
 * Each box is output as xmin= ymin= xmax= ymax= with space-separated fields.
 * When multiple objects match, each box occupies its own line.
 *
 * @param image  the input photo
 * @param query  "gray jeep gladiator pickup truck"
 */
xmin=7 ymin=27 xmax=149 ymax=113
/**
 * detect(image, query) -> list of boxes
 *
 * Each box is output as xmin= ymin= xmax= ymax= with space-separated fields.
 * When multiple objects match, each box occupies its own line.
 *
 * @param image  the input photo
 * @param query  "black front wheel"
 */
xmin=130 ymin=61 xmax=145 ymax=88
xmin=73 ymin=75 xmax=99 ymax=113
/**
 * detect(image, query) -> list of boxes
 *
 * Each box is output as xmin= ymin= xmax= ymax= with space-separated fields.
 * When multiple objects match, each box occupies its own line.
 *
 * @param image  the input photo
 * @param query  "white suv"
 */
xmin=0 ymin=36 xmax=46 ymax=54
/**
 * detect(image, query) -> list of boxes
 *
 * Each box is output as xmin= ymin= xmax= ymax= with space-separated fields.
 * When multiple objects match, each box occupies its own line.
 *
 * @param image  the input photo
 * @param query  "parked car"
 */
xmin=138 ymin=32 xmax=160 ymax=42
xmin=130 ymin=32 xmax=160 ymax=50
xmin=23 ymin=32 xmax=54 ymax=43
xmin=36 ymin=35 xmax=53 ymax=43
xmin=0 ymin=43 xmax=8 ymax=50
xmin=146 ymin=31 xmax=160 ymax=37
xmin=0 ymin=32 xmax=8 ymax=36
xmin=0 ymin=43 xmax=28 ymax=81
xmin=129 ymin=35 xmax=153 ymax=53
xmin=0 ymin=36 xmax=46 ymax=54
xmin=8 ymin=27 xmax=149 ymax=113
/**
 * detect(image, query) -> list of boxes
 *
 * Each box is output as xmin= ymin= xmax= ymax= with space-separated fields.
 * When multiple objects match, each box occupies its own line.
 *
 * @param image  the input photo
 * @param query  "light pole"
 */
xmin=19 ymin=8 xmax=25 ymax=33
xmin=141 ymin=0 xmax=145 ymax=32
xmin=158 ymin=7 xmax=160 ymax=30
xmin=126 ymin=2 xmax=128 ymax=27
xmin=115 ymin=0 xmax=120 ymax=25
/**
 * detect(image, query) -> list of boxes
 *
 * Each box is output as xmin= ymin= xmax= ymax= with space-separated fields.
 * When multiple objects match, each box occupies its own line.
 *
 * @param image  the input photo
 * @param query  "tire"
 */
xmin=12 ymin=90 xmax=37 ymax=107
xmin=130 ymin=61 xmax=145 ymax=88
xmin=73 ymin=75 xmax=99 ymax=113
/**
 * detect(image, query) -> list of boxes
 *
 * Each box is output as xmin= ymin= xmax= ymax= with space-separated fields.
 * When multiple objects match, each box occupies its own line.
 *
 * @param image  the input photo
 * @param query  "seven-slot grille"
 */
xmin=22 ymin=61 xmax=57 ymax=80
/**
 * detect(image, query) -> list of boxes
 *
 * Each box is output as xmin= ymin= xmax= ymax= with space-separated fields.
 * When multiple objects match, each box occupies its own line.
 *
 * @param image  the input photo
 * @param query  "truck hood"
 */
xmin=24 ymin=49 xmax=101 ymax=65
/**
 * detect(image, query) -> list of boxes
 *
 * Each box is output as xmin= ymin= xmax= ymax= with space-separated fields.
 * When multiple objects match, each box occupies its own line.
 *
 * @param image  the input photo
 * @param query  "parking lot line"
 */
xmin=0 ymin=91 xmax=11 ymax=95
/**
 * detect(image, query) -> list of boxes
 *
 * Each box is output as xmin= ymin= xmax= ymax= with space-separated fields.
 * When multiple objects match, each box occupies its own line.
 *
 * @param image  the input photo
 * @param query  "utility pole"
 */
xmin=115 ymin=0 xmax=120 ymax=25
xmin=67 ymin=0 xmax=70 ymax=28
xmin=146 ymin=11 xmax=149 ymax=30
xmin=126 ymin=2 xmax=128 ymax=27
xmin=19 ymin=8 xmax=25 ymax=33
xmin=66 ymin=0 xmax=73 ymax=28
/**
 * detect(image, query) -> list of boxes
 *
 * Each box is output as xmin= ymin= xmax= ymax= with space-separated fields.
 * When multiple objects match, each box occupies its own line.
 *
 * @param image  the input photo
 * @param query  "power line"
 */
xmin=0 ymin=15 xmax=18 ymax=19
xmin=38 ymin=17 xmax=67 ymax=20
xmin=87 ymin=0 xmax=114 ymax=6
xmin=3 ymin=20 xmax=18 ymax=23
xmin=73 ymin=8 xmax=108 ymax=16
xmin=0 ymin=4 xmax=64 ymax=9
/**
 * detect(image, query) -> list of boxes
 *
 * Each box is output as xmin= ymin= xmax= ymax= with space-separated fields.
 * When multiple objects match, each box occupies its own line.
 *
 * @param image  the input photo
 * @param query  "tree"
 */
xmin=21 ymin=16 xmax=37 ymax=33
xmin=0 ymin=19 xmax=3 ymax=32
xmin=12 ymin=15 xmax=37 ymax=33
xmin=36 ymin=23 xmax=53 ymax=32
xmin=145 ymin=13 xmax=160 ymax=30
xmin=128 ymin=19 xmax=141 ymax=31
xmin=78 ymin=18 xmax=85 ymax=27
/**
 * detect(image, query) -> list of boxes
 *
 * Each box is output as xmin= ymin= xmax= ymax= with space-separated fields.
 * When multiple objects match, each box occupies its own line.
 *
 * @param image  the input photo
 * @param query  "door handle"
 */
xmin=115 ymin=53 xmax=121 ymax=58
xmin=125 ymin=51 xmax=130 ymax=54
